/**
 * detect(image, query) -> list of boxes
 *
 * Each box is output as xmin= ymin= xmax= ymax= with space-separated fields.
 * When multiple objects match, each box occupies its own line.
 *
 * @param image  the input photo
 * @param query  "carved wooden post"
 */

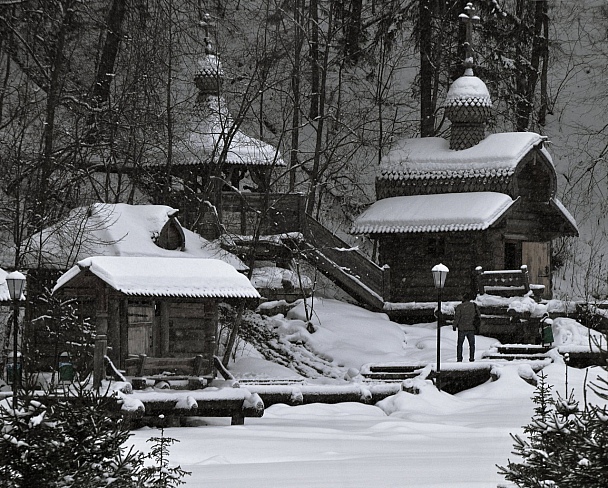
xmin=475 ymin=266 xmax=484 ymax=295
xmin=160 ymin=301 xmax=170 ymax=356
xmin=520 ymin=265 xmax=530 ymax=292
xmin=382 ymin=264 xmax=391 ymax=302
xmin=107 ymin=297 xmax=120 ymax=364
xmin=94 ymin=285 xmax=109 ymax=390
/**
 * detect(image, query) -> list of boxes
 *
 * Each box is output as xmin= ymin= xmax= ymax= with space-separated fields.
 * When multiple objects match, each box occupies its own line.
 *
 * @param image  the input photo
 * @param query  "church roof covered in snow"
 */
xmin=378 ymin=132 xmax=548 ymax=182
xmin=350 ymin=192 xmax=518 ymax=234
xmin=170 ymin=25 xmax=284 ymax=169
xmin=23 ymin=203 xmax=247 ymax=271
xmin=54 ymin=256 xmax=260 ymax=299
xmin=181 ymin=95 xmax=285 ymax=167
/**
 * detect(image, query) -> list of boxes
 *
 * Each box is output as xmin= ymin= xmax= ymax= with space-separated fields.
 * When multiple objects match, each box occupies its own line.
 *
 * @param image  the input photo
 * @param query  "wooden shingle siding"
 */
xmin=376 ymin=175 xmax=511 ymax=199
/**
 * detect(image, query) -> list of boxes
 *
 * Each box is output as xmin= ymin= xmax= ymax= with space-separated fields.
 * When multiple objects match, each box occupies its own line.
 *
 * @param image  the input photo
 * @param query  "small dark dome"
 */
xmin=194 ymin=53 xmax=224 ymax=94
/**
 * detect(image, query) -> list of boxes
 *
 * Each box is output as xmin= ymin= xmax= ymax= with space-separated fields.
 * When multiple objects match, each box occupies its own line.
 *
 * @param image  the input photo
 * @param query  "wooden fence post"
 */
xmin=93 ymin=334 xmax=108 ymax=390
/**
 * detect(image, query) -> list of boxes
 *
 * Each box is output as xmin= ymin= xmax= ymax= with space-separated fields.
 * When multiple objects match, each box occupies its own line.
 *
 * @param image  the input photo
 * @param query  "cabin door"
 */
xmin=522 ymin=241 xmax=551 ymax=297
xmin=127 ymin=304 xmax=154 ymax=356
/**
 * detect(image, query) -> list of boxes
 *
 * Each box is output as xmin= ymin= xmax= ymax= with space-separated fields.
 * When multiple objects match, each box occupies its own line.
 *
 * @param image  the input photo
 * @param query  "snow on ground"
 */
xmin=283 ymin=299 xmax=410 ymax=369
xmin=126 ymin=298 xmax=608 ymax=487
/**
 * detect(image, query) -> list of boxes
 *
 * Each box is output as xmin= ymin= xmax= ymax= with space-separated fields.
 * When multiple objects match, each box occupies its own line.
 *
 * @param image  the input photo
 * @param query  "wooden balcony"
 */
xmin=179 ymin=191 xmax=391 ymax=310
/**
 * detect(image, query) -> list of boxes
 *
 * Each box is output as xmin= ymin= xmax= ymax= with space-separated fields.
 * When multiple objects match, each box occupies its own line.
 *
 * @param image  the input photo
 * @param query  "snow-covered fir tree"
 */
xmin=498 ymin=368 xmax=608 ymax=487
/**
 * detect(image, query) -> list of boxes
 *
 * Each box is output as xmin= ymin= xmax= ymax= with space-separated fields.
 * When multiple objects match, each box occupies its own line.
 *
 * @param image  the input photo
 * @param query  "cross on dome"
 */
xmin=194 ymin=11 xmax=224 ymax=95
xmin=444 ymin=2 xmax=491 ymax=150
xmin=459 ymin=2 xmax=480 ymax=73
xmin=199 ymin=12 xmax=214 ymax=55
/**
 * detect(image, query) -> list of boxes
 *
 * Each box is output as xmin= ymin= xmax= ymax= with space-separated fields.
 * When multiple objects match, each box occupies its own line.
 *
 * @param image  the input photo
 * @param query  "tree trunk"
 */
xmin=538 ymin=1 xmax=549 ymax=126
xmin=420 ymin=0 xmax=434 ymax=136
xmin=309 ymin=0 xmax=320 ymax=119
xmin=88 ymin=0 xmax=127 ymax=141
xmin=290 ymin=0 xmax=304 ymax=191
xmin=306 ymin=0 xmax=333 ymax=216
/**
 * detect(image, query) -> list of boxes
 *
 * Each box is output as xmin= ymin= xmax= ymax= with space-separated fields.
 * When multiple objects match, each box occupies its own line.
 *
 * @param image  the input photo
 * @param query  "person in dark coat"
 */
xmin=453 ymin=292 xmax=481 ymax=362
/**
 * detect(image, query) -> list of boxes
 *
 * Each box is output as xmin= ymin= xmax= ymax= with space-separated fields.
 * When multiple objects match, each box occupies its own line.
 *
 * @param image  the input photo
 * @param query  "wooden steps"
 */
xmin=361 ymin=364 xmax=426 ymax=381
xmin=482 ymin=344 xmax=552 ymax=362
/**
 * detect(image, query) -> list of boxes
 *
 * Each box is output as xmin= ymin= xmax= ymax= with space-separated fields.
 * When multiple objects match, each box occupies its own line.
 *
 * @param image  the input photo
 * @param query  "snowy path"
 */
xmin=128 ymin=365 xmax=544 ymax=488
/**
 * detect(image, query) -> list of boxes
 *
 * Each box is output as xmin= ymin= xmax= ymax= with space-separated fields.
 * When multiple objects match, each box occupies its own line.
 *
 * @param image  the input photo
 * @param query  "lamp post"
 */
xmin=6 ymin=271 xmax=26 ymax=410
xmin=432 ymin=264 xmax=449 ymax=391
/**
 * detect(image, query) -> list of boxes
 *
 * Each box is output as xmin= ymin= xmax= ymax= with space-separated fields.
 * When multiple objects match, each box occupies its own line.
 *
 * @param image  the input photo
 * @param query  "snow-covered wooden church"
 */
xmin=159 ymin=17 xmax=289 ymax=241
xmin=351 ymin=9 xmax=577 ymax=305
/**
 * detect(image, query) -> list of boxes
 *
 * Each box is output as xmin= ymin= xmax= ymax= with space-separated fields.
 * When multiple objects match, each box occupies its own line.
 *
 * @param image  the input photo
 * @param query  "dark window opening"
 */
xmin=504 ymin=242 xmax=522 ymax=269
xmin=427 ymin=237 xmax=446 ymax=258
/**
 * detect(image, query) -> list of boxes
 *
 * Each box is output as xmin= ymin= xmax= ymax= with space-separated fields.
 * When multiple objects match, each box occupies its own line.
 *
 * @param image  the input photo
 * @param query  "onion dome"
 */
xmin=444 ymin=68 xmax=493 ymax=150
xmin=444 ymin=3 xmax=493 ymax=150
xmin=194 ymin=16 xmax=223 ymax=96
xmin=194 ymin=51 xmax=224 ymax=95
xmin=444 ymin=68 xmax=492 ymax=111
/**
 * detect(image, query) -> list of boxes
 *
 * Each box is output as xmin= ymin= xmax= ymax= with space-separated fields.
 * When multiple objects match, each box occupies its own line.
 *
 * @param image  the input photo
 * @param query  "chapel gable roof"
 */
xmin=377 ymin=132 xmax=550 ymax=198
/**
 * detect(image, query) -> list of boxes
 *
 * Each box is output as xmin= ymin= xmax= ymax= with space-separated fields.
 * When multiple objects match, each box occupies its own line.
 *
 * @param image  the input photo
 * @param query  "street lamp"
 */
xmin=6 ymin=271 xmax=26 ymax=410
xmin=431 ymin=263 xmax=449 ymax=391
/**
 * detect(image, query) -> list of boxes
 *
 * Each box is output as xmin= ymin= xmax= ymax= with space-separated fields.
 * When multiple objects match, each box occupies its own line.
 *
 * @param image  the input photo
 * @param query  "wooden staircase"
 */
xmin=478 ymin=306 xmax=540 ymax=344
xmin=295 ymin=214 xmax=390 ymax=310
xmin=207 ymin=192 xmax=391 ymax=310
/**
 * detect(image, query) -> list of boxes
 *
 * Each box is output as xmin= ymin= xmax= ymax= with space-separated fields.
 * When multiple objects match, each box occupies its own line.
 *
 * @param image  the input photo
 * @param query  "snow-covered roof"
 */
xmin=54 ymin=256 xmax=260 ymax=299
xmin=379 ymin=132 xmax=547 ymax=181
xmin=350 ymin=192 xmax=517 ymax=234
xmin=24 ymin=203 xmax=246 ymax=271
xmin=181 ymin=96 xmax=285 ymax=167
xmin=551 ymin=198 xmax=579 ymax=235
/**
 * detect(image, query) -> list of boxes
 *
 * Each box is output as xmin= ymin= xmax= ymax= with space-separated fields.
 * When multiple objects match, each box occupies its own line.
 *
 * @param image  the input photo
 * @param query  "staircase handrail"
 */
xmin=302 ymin=214 xmax=390 ymax=301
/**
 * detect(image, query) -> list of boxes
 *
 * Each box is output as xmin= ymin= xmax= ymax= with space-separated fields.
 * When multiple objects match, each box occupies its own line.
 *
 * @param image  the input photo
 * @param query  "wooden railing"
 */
xmin=219 ymin=192 xmax=306 ymax=236
xmin=301 ymin=214 xmax=390 ymax=306
xmin=475 ymin=265 xmax=530 ymax=297
xmin=180 ymin=192 xmax=306 ymax=239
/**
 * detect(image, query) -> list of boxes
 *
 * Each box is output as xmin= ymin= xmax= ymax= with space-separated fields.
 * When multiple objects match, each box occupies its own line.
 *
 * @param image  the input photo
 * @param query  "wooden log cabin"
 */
xmin=52 ymin=256 xmax=260 ymax=374
xmin=21 ymin=203 xmax=250 ymax=370
xmin=351 ymin=65 xmax=578 ymax=304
